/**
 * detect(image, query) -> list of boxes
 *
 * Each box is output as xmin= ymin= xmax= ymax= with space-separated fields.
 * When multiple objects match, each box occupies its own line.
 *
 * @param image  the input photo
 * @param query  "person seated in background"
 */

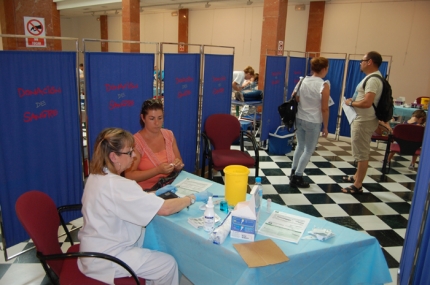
xmin=125 ymin=99 xmax=184 ymax=190
xmin=79 ymin=63 xmax=84 ymax=79
xmin=78 ymin=127 xmax=210 ymax=284
xmin=242 ymin=73 xmax=259 ymax=90
xmin=387 ymin=109 xmax=427 ymax=169
xmin=232 ymin=66 xmax=262 ymax=101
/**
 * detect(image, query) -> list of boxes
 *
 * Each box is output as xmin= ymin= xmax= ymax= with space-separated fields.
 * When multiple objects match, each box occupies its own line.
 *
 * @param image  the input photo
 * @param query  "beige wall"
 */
xmin=59 ymin=1 xmax=430 ymax=103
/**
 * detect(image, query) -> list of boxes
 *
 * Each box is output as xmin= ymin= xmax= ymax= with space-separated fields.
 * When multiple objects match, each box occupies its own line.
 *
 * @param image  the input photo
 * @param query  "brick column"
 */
xmin=122 ymin=0 xmax=140 ymax=53
xmin=0 ymin=0 xmax=61 ymax=50
xmin=258 ymin=0 xmax=288 ymax=90
xmin=178 ymin=9 xmax=188 ymax=53
xmin=100 ymin=15 xmax=108 ymax=52
xmin=305 ymin=1 xmax=325 ymax=54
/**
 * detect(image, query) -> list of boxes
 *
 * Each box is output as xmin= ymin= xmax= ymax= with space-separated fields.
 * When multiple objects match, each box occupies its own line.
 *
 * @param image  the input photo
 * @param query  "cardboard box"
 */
xmin=230 ymin=195 xmax=257 ymax=241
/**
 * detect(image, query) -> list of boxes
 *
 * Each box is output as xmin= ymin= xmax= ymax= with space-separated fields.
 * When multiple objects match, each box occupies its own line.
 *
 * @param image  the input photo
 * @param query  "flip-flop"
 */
xmin=342 ymin=185 xmax=363 ymax=194
xmin=342 ymin=176 xmax=355 ymax=183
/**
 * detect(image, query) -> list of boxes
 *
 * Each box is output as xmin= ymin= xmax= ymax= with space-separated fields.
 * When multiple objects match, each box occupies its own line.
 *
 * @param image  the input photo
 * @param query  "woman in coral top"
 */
xmin=125 ymin=99 xmax=184 ymax=190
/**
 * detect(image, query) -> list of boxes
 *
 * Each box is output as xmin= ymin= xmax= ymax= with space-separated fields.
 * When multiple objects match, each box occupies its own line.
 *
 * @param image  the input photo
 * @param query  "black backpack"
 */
xmin=278 ymin=78 xmax=303 ymax=131
xmin=363 ymin=74 xmax=393 ymax=123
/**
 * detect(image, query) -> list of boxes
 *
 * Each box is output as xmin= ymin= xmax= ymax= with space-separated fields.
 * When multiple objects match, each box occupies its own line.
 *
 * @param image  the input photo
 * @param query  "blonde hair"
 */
xmin=243 ymin=66 xmax=255 ymax=76
xmin=90 ymin=128 xmax=134 ymax=175
xmin=310 ymin=57 xmax=329 ymax=73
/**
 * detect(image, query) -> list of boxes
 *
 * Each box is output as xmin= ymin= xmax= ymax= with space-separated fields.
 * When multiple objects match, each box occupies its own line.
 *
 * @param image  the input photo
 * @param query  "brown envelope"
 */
xmin=233 ymin=239 xmax=289 ymax=268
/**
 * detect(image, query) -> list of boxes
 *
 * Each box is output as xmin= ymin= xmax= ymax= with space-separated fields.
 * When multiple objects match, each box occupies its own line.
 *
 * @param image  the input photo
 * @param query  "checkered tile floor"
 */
xmin=0 ymin=135 xmax=417 ymax=284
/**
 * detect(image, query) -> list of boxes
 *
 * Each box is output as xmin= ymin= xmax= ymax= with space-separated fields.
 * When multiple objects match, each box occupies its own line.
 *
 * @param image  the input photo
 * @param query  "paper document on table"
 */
xmin=258 ymin=210 xmax=310 ymax=244
xmin=174 ymin=178 xmax=212 ymax=197
xmin=342 ymin=97 xmax=357 ymax=125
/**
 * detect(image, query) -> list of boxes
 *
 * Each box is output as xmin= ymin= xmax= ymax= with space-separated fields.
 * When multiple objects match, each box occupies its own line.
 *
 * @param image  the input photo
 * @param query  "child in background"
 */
xmin=387 ymin=110 xmax=427 ymax=170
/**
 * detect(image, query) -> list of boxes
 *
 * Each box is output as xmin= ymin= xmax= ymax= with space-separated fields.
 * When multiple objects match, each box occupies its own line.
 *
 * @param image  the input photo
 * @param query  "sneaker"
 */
xmin=408 ymin=164 xmax=414 ymax=170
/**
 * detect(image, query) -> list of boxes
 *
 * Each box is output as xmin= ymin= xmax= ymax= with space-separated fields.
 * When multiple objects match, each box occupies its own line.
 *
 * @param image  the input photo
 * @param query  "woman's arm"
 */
xmin=321 ymin=83 xmax=330 ymax=137
xmin=124 ymin=148 xmax=167 ymax=182
xmin=157 ymin=195 xmax=194 ymax=216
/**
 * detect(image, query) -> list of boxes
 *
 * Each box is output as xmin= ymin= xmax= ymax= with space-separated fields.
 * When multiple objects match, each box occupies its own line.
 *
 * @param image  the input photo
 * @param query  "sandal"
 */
xmin=342 ymin=185 xmax=363 ymax=194
xmin=342 ymin=176 xmax=355 ymax=183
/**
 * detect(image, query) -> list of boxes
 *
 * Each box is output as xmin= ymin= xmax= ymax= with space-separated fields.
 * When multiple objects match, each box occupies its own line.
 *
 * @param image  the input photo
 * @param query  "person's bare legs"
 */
xmin=343 ymin=160 xmax=367 ymax=193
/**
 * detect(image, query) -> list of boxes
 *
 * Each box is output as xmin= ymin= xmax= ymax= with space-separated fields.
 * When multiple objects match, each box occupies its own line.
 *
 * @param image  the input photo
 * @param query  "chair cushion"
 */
xmin=212 ymin=150 xmax=255 ymax=170
xmin=60 ymin=245 xmax=145 ymax=285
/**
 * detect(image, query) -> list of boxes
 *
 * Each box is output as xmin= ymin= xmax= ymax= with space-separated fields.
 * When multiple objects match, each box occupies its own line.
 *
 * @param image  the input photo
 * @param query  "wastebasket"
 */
xmin=224 ymin=165 xmax=249 ymax=207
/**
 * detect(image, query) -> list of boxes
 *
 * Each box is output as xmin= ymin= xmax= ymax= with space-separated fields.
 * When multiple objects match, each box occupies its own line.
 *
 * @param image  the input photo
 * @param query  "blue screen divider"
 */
xmin=324 ymin=59 xmax=346 ymax=134
xmin=85 ymin=52 xmax=154 ymax=157
xmin=261 ymin=56 xmax=287 ymax=140
xmin=339 ymin=61 xmax=388 ymax=137
xmin=0 ymin=51 xmax=83 ymax=247
xmin=286 ymin=57 xmax=307 ymax=100
xmin=163 ymin=54 xmax=201 ymax=173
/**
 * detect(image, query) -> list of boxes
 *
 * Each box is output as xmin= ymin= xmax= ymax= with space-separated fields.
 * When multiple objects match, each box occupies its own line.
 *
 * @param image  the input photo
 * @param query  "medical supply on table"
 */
xmin=210 ymin=212 xmax=232 ymax=245
xmin=188 ymin=214 xmax=220 ymax=229
xmin=252 ymin=177 xmax=263 ymax=224
xmin=199 ymin=199 xmax=221 ymax=211
xmin=212 ymin=195 xmax=225 ymax=198
xmin=302 ymin=227 xmax=335 ymax=241
xmin=266 ymin=198 xmax=272 ymax=213
xmin=220 ymin=200 xmax=229 ymax=213
xmin=204 ymin=197 xmax=215 ymax=232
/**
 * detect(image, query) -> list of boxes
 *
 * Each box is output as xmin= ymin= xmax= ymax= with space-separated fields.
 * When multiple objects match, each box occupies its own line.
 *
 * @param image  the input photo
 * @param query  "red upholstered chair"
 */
xmin=386 ymin=124 xmax=425 ymax=169
xmin=15 ymin=191 xmax=145 ymax=285
xmin=416 ymin=96 xmax=429 ymax=105
xmin=201 ymin=114 xmax=259 ymax=180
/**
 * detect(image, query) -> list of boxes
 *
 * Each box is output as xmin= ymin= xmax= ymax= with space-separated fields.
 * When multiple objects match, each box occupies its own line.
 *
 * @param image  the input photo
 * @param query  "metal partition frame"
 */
xmin=0 ymin=34 xmax=79 ymax=261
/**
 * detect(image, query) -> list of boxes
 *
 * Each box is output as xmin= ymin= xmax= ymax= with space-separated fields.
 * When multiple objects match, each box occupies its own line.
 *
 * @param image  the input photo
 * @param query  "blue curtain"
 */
xmin=286 ymin=57 xmax=306 ymax=100
xmin=200 ymin=54 xmax=233 ymax=167
xmin=85 ymin=52 xmax=154 ymax=158
xmin=163 ymin=54 xmax=201 ymax=173
xmin=0 ymin=51 xmax=83 ymax=247
xmin=261 ymin=56 xmax=287 ymax=140
xmin=339 ymin=61 xmax=388 ymax=137
xmin=399 ymin=126 xmax=430 ymax=284
xmin=324 ymin=59 xmax=346 ymax=134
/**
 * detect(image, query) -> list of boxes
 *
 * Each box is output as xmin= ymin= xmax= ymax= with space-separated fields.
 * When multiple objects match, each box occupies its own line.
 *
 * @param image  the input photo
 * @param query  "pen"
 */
xmin=212 ymin=195 xmax=225 ymax=198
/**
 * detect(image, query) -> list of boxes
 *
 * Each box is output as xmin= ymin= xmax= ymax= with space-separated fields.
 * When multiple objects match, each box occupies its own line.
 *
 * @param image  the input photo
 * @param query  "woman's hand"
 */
xmin=158 ymin=162 xmax=175 ymax=174
xmin=321 ymin=128 xmax=329 ymax=138
xmin=173 ymin=158 xmax=184 ymax=171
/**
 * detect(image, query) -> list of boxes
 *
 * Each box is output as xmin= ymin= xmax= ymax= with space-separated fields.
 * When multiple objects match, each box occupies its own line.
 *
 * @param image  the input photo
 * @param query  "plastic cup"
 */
xmin=223 ymin=165 xmax=249 ymax=207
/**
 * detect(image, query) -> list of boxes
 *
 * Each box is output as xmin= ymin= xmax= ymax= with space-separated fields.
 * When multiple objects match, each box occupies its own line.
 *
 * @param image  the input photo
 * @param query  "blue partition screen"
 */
xmin=261 ymin=56 xmax=287 ymax=140
xmin=0 ymin=51 xmax=83 ymax=247
xmin=163 ymin=54 xmax=201 ymax=173
xmin=85 ymin=52 xmax=154 ymax=157
xmin=324 ymin=59 xmax=346 ymax=133
xmin=339 ymin=61 xmax=388 ymax=137
xmin=287 ymin=57 xmax=306 ymax=100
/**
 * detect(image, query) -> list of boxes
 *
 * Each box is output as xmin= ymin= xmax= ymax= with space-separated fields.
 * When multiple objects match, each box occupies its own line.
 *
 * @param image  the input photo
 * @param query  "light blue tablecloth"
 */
xmin=143 ymin=171 xmax=392 ymax=285
xmin=393 ymin=106 xmax=427 ymax=120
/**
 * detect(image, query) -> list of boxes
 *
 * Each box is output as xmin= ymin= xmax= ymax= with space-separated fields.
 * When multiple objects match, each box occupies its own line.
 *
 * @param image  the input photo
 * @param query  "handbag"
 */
xmin=278 ymin=78 xmax=304 ymax=131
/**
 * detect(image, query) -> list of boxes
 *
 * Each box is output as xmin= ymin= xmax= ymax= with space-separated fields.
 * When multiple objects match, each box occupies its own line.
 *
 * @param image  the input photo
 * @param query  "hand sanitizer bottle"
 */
xmin=204 ymin=197 xmax=215 ymax=232
xmin=255 ymin=177 xmax=263 ymax=224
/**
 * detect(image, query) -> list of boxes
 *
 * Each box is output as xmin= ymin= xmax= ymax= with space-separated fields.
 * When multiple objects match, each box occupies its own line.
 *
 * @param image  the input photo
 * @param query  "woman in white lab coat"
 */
xmin=78 ymin=128 xmax=210 ymax=285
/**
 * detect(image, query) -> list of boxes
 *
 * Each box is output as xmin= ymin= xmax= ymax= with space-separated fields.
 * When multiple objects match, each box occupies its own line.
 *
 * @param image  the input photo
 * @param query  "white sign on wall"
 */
xmin=24 ymin=16 xmax=46 ymax=47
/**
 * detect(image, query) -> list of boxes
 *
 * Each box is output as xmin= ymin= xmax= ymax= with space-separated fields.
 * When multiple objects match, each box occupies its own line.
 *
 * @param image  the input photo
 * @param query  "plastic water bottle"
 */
xmin=255 ymin=177 xmax=263 ymax=224
xmin=204 ymin=197 xmax=215 ymax=232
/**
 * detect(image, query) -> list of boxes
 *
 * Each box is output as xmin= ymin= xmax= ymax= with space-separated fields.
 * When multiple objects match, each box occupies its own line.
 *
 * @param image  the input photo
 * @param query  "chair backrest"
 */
xmin=392 ymin=124 xmax=425 ymax=155
xmin=15 ymin=190 xmax=64 ymax=275
xmin=205 ymin=114 xmax=241 ymax=150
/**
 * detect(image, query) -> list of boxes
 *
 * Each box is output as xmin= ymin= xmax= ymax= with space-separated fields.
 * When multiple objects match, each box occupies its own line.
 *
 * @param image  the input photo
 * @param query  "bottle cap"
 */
xmin=255 ymin=177 xmax=261 ymax=183
xmin=207 ymin=196 xmax=214 ymax=207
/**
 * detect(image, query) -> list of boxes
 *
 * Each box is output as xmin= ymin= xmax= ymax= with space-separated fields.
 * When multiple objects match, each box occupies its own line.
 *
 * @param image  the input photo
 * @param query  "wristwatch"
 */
xmin=349 ymin=100 xmax=353 ymax=106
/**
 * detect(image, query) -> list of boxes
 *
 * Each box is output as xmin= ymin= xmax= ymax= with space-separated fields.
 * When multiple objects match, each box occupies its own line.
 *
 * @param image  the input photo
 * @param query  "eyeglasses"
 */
xmin=360 ymin=59 xmax=370 ymax=63
xmin=116 ymin=148 xmax=134 ymax=157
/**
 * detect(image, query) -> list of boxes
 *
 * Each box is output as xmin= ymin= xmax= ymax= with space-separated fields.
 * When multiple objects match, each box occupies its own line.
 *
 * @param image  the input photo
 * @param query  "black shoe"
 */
xmin=289 ymin=175 xmax=310 ymax=188
xmin=289 ymin=169 xmax=296 ymax=181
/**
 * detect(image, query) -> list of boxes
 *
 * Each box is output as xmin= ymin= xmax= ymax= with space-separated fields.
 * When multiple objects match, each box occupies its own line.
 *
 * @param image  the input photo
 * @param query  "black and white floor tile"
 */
xmin=0 ymin=135 xmax=417 ymax=284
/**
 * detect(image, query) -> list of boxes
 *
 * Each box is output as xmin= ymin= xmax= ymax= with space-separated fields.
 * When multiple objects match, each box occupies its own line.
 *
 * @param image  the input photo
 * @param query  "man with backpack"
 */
xmin=342 ymin=51 xmax=384 ymax=194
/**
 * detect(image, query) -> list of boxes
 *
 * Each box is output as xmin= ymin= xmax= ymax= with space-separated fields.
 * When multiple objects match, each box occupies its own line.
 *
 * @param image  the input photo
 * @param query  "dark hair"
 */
xmin=366 ymin=51 xmax=382 ymax=67
xmin=310 ymin=57 xmax=329 ymax=73
xmin=412 ymin=109 xmax=427 ymax=120
xmin=139 ymin=99 xmax=164 ymax=128
xmin=90 ymin=128 xmax=134 ymax=175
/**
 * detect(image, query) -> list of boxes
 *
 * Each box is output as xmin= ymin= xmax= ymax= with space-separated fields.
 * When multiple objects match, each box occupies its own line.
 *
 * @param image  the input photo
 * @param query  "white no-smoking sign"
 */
xmin=24 ymin=16 xmax=46 ymax=47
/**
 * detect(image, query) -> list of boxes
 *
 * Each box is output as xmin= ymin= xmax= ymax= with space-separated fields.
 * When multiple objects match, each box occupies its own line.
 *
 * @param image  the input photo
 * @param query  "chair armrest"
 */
xmin=201 ymin=132 xmax=212 ymax=156
xmin=57 ymin=204 xmax=82 ymax=246
xmin=37 ymin=251 xmax=141 ymax=285
xmin=241 ymin=130 xmax=260 ymax=165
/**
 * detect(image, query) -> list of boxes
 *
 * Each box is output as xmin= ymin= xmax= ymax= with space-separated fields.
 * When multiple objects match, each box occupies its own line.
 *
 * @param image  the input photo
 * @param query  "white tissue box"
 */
xmin=230 ymin=198 xmax=257 ymax=241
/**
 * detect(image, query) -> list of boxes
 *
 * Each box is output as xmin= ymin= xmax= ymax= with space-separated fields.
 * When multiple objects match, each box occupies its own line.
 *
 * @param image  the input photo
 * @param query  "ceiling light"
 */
xmin=171 ymin=11 xmax=178 ymax=16
xmin=205 ymin=2 xmax=211 ymax=8
xmin=247 ymin=0 xmax=253 ymax=5
xmin=115 ymin=10 xmax=119 ymax=15
xmin=295 ymin=4 xmax=306 ymax=11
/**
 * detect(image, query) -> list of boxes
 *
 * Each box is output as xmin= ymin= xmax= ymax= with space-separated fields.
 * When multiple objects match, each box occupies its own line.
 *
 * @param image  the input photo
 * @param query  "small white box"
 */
xmin=230 ymin=195 xmax=257 ymax=241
